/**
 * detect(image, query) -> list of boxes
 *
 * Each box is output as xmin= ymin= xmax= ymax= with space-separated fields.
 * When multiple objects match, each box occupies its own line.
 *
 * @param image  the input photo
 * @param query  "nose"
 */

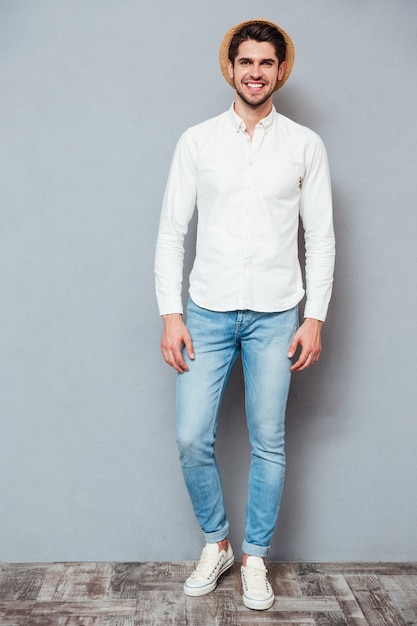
xmin=249 ymin=63 xmax=262 ymax=79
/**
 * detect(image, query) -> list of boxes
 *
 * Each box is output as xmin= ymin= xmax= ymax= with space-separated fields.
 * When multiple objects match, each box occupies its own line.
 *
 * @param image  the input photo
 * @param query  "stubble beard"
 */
xmin=234 ymin=83 xmax=275 ymax=109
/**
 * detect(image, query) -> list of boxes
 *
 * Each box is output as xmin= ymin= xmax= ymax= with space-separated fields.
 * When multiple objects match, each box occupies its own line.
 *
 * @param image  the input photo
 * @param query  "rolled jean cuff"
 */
xmin=203 ymin=521 xmax=229 ymax=544
xmin=242 ymin=540 xmax=270 ymax=558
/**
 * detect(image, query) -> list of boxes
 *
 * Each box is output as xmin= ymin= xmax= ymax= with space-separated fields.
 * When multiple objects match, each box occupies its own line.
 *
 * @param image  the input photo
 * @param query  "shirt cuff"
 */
xmin=303 ymin=301 xmax=328 ymax=322
xmin=157 ymin=294 xmax=184 ymax=317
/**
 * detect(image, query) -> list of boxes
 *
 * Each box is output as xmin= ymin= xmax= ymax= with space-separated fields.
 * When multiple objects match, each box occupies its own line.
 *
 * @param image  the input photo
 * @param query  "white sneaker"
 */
xmin=241 ymin=556 xmax=274 ymax=610
xmin=184 ymin=542 xmax=234 ymax=596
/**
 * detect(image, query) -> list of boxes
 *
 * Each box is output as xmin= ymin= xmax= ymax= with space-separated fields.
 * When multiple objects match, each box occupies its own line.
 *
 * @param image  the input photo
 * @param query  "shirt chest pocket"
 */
xmin=257 ymin=160 xmax=303 ymax=200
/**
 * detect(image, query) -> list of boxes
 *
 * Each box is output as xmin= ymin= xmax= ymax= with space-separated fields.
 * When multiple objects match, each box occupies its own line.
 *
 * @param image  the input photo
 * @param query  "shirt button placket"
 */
xmin=242 ymin=138 xmax=255 ymax=307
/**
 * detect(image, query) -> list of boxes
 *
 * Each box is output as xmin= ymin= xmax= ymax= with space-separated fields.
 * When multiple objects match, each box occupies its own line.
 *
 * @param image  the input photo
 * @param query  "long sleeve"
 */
xmin=299 ymin=134 xmax=335 ymax=321
xmin=155 ymin=130 xmax=198 ymax=315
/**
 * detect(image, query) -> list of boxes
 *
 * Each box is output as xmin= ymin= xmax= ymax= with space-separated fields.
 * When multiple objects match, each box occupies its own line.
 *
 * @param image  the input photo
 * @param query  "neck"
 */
xmin=233 ymin=96 xmax=273 ymax=138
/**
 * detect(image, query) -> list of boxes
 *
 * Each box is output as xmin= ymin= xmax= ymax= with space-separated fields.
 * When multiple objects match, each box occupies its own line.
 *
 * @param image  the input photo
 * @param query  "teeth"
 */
xmin=247 ymin=83 xmax=263 ymax=89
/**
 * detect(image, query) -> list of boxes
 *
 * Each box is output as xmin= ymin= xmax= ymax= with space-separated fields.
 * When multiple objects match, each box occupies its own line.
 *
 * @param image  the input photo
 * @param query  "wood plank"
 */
xmin=30 ymin=600 xmax=136 ymax=616
xmin=312 ymin=612 xmax=348 ymax=625
xmin=100 ymin=617 xmax=135 ymax=626
xmin=269 ymin=563 xmax=304 ymax=597
xmin=39 ymin=615 xmax=113 ymax=626
xmin=132 ymin=589 xmax=186 ymax=625
xmin=0 ymin=600 xmax=34 ymax=616
xmin=327 ymin=574 xmax=367 ymax=626
xmin=379 ymin=575 xmax=417 ymax=590
xmin=318 ymin=564 xmax=417 ymax=576
xmin=0 ymin=565 xmax=47 ymax=601
xmin=27 ymin=618 xmax=102 ymax=625
xmin=109 ymin=564 xmax=142 ymax=599
xmin=109 ymin=562 xmax=191 ymax=597
xmin=0 ymin=618 xmax=33 ymax=626
xmin=260 ymin=596 xmax=341 ymax=612
xmin=379 ymin=575 xmax=417 ymax=625
xmin=293 ymin=563 xmax=325 ymax=576
xmin=297 ymin=572 xmax=335 ymax=597
xmin=50 ymin=563 xmax=113 ymax=601
xmin=279 ymin=597 xmax=341 ymax=612
xmin=37 ymin=563 xmax=66 ymax=601
xmin=239 ymin=610 xmax=316 ymax=626
xmin=137 ymin=562 xmax=191 ymax=584
xmin=185 ymin=591 xmax=239 ymax=626
xmin=345 ymin=575 xmax=407 ymax=626
xmin=382 ymin=589 xmax=417 ymax=626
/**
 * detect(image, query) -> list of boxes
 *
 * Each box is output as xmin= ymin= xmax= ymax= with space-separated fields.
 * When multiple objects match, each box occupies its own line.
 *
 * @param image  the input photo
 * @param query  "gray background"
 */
xmin=1 ymin=0 xmax=416 ymax=563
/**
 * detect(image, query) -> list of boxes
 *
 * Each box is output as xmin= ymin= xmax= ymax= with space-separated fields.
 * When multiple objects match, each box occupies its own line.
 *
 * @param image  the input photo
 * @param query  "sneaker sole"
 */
xmin=243 ymin=593 xmax=275 ymax=611
xmin=183 ymin=555 xmax=235 ymax=597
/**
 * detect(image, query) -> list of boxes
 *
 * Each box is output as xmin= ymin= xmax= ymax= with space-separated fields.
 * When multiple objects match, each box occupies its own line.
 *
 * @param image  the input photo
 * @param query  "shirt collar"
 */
xmin=228 ymin=103 xmax=277 ymax=133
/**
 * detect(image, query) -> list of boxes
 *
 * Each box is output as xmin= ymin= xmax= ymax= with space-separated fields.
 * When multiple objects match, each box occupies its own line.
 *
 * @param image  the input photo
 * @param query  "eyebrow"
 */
xmin=238 ymin=57 xmax=276 ymax=64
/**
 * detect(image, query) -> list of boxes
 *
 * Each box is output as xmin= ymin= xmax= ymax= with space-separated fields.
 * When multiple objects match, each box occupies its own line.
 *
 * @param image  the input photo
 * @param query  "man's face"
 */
xmin=227 ymin=39 xmax=286 ymax=108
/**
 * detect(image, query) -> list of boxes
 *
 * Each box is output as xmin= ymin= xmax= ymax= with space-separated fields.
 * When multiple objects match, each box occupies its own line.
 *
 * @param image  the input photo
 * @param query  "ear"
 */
xmin=278 ymin=60 xmax=287 ymax=81
xmin=227 ymin=59 xmax=234 ymax=80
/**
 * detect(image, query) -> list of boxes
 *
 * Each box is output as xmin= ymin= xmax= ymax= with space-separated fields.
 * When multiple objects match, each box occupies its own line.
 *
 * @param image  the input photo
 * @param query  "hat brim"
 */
xmin=219 ymin=18 xmax=295 ymax=92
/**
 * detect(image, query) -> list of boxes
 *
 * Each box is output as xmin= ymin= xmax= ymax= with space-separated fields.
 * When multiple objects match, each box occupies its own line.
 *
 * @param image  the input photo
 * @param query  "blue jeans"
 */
xmin=176 ymin=298 xmax=299 ymax=558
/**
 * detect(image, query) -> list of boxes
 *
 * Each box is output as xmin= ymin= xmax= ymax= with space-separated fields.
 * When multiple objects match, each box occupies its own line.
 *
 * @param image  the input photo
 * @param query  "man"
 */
xmin=155 ymin=19 xmax=335 ymax=611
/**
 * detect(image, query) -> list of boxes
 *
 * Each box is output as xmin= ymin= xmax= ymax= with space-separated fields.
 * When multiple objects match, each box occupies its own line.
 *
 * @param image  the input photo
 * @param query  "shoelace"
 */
xmin=193 ymin=551 xmax=224 ymax=579
xmin=243 ymin=566 xmax=269 ymax=591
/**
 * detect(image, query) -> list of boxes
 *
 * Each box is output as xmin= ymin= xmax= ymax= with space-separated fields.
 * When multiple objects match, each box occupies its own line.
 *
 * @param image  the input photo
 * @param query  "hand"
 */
xmin=288 ymin=318 xmax=323 ymax=372
xmin=160 ymin=313 xmax=195 ymax=374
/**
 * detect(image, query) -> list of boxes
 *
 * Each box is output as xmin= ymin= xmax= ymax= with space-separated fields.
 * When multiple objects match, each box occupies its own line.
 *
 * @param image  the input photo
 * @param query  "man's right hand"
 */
xmin=160 ymin=313 xmax=195 ymax=374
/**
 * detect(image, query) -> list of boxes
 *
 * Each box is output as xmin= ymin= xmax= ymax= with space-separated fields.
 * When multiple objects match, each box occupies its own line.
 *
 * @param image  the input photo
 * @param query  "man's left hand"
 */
xmin=288 ymin=317 xmax=323 ymax=372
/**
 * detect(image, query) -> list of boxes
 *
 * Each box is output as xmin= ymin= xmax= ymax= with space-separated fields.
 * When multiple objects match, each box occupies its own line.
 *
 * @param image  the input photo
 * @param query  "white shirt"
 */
xmin=155 ymin=105 xmax=335 ymax=320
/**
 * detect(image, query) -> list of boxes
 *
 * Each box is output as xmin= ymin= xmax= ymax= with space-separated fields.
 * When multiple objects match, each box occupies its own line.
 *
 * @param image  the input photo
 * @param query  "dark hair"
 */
xmin=228 ymin=21 xmax=286 ymax=66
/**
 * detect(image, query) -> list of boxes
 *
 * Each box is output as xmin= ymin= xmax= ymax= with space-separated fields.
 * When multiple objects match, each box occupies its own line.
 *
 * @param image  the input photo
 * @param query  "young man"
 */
xmin=155 ymin=19 xmax=335 ymax=611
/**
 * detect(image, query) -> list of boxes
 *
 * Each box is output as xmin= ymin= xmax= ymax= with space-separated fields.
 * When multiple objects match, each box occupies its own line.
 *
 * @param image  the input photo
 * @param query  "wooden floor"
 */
xmin=0 ymin=561 xmax=416 ymax=625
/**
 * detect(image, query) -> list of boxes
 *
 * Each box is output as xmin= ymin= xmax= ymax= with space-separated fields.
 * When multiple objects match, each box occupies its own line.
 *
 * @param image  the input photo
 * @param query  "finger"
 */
xmin=287 ymin=335 xmax=300 ymax=359
xmin=292 ymin=350 xmax=321 ymax=372
xmin=162 ymin=348 xmax=187 ymax=374
xmin=183 ymin=334 xmax=195 ymax=360
xmin=161 ymin=332 xmax=190 ymax=373
xmin=173 ymin=349 xmax=189 ymax=373
xmin=306 ymin=351 xmax=320 ymax=367
xmin=290 ymin=351 xmax=312 ymax=372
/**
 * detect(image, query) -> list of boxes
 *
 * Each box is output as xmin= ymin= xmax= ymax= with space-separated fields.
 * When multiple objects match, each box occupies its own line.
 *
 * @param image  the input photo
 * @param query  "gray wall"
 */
xmin=1 ymin=0 xmax=416 ymax=563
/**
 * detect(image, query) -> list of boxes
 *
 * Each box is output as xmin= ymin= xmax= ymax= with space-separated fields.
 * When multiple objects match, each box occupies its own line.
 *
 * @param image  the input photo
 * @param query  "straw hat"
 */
xmin=219 ymin=18 xmax=295 ymax=91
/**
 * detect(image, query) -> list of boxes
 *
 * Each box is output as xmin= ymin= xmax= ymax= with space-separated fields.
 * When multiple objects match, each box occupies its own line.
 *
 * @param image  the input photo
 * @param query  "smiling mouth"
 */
xmin=245 ymin=82 xmax=265 ymax=91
